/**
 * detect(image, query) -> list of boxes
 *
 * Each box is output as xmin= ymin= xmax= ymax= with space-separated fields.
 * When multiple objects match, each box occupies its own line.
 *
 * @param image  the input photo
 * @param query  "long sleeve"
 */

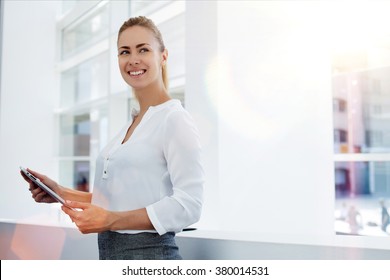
xmin=146 ymin=109 xmax=204 ymax=235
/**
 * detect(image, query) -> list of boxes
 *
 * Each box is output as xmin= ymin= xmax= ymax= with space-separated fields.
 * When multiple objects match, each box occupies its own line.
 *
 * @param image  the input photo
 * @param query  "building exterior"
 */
xmin=333 ymin=50 xmax=390 ymax=196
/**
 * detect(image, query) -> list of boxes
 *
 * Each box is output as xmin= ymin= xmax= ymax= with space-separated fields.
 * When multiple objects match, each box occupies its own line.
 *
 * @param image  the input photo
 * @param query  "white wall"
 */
xmin=0 ymin=1 xmax=60 ymax=223
xmin=185 ymin=1 xmax=220 ymax=231
xmin=216 ymin=0 xmax=334 ymax=235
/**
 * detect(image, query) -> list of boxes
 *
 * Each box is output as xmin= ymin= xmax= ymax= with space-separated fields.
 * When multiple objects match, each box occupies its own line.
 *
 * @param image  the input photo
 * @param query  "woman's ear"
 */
xmin=161 ymin=49 xmax=168 ymax=65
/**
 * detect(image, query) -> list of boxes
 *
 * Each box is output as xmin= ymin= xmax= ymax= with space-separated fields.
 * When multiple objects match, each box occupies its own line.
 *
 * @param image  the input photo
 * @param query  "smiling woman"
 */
xmin=117 ymin=25 xmax=168 ymax=94
xmin=20 ymin=16 xmax=204 ymax=260
xmin=118 ymin=16 xmax=169 ymax=91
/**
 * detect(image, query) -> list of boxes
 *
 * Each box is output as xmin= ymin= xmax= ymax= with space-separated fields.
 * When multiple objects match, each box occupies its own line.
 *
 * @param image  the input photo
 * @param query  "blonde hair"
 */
xmin=118 ymin=16 xmax=168 ymax=89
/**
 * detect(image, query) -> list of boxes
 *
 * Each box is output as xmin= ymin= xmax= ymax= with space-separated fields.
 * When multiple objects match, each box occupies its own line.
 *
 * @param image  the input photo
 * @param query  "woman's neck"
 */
xmin=133 ymin=83 xmax=170 ymax=114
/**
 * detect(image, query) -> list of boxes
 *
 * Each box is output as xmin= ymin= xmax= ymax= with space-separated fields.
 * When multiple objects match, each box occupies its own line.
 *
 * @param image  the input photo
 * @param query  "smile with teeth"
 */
xmin=128 ymin=70 xmax=146 ymax=76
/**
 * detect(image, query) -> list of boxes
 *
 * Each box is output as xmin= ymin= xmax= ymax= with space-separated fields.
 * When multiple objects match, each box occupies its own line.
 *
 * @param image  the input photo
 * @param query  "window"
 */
xmin=372 ymin=162 xmax=390 ymax=194
xmin=332 ymin=70 xmax=390 ymax=153
xmin=59 ymin=113 xmax=90 ymax=157
xmin=334 ymin=129 xmax=348 ymax=143
xmin=333 ymin=98 xmax=347 ymax=113
xmin=58 ymin=107 xmax=107 ymax=190
xmin=61 ymin=3 xmax=109 ymax=59
xmin=331 ymin=6 xmax=390 ymax=236
xmin=335 ymin=166 xmax=349 ymax=194
xmin=371 ymin=105 xmax=382 ymax=116
xmin=365 ymin=130 xmax=383 ymax=147
xmin=60 ymin=51 xmax=109 ymax=108
xmin=372 ymin=78 xmax=381 ymax=95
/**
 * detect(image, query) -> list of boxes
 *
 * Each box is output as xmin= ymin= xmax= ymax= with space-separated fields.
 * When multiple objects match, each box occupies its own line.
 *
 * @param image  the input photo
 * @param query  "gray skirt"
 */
xmin=98 ymin=231 xmax=182 ymax=260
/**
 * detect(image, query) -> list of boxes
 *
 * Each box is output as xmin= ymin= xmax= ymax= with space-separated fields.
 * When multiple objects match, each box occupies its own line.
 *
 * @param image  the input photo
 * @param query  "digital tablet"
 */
xmin=20 ymin=166 xmax=74 ymax=209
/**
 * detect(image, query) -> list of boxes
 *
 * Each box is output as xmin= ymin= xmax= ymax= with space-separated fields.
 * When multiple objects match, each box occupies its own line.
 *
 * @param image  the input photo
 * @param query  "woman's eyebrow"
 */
xmin=118 ymin=43 xmax=151 ymax=50
xmin=135 ymin=43 xmax=150 ymax=48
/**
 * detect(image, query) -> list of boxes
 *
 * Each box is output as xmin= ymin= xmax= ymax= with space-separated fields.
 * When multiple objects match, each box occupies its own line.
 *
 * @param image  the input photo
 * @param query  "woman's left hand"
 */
xmin=61 ymin=201 xmax=114 ymax=234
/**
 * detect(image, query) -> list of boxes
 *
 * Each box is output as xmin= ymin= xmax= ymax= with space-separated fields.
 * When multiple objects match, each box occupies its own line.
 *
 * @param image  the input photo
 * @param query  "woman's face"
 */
xmin=117 ymin=26 xmax=167 ymax=90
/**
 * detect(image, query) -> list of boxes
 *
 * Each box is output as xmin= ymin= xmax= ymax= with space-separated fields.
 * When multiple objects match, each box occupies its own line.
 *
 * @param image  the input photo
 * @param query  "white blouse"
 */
xmin=91 ymin=99 xmax=204 ymax=235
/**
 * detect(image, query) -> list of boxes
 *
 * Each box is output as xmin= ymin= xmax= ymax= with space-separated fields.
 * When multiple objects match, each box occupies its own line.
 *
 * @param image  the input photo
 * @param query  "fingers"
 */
xmin=27 ymin=168 xmax=46 ymax=180
xmin=61 ymin=203 xmax=106 ymax=234
xmin=62 ymin=200 xmax=90 ymax=219
xmin=31 ymin=188 xmax=43 ymax=202
xmin=62 ymin=204 xmax=74 ymax=216
xmin=61 ymin=205 xmax=78 ymax=225
xmin=61 ymin=201 xmax=86 ymax=216
xmin=61 ymin=201 xmax=85 ymax=222
xmin=29 ymin=183 xmax=40 ymax=199
xmin=65 ymin=200 xmax=89 ymax=210
xmin=20 ymin=169 xmax=39 ymax=193
xmin=21 ymin=168 xmax=58 ymax=204
xmin=29 ymin=185 xmax=54 ymax=203
xmin=20 ymin=170 xmax=32 ymax=183
xmin=34 ymin=190 xmax=49 ymax=203
xmin=61 ymin=203 xmax=98 ymax=234
xmin=29 ymin=183 xmax=41 ymax=194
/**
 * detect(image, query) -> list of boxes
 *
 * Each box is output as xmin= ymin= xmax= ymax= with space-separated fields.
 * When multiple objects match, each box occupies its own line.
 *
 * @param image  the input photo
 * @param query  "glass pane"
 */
xmin=59 ymin=107 xmax=108 ymax=156
xmin=59 ymin=106 xmax=108 ymax=190
xmin=61 ymin=0 xmax=77 ymax=16
xmin=59 ymin=113 xmax=90 ymax=157
xmin=90 ymin=106 xmax=108 ymax=159
xmin=74 ymin=161 xmax=90 ymax=192
xmin=62 ymin=3 xmax=109 ymax=59
xmin=158 ymin=13 xmax=185 ymax=84
xmin=332 ymin=50 xmax=390 ymax=154
xmin=61 ymin=51 xmax=109 ymax=107
xmin=334 ymin=161 xmax=369 ymax=197
xmin=170 ymin=90 xmax=184 ymax=106
xmin=130 ymin=1 xmax=166 ymax=15
xmin=59 ymin=160 xmax=90 ymax=192
xmin=335 ymin=161 xmax=390 ymax=236
xmin=333 ymin=68 xmax=390 ymax=154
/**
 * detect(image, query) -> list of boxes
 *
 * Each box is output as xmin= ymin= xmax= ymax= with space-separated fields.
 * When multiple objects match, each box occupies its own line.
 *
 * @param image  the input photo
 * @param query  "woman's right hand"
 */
xmin=20 ymin=168 xmax=62 ymax=204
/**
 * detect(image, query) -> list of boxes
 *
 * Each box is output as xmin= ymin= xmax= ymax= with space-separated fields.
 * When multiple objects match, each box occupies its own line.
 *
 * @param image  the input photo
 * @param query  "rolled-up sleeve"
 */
xmin=146 ymin=110 xmax=204 ymax=235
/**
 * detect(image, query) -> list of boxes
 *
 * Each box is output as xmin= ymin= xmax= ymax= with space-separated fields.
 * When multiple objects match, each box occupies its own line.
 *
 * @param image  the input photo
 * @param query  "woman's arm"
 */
xmin=62 ymin=201 xmax=153 ymax=234
xmin=109 ymin=208 xmax=154 ymax=231
xmin=60 ymin=187 xmax=92 ymax=203
xmin=146 ymin=109 xmax=204 ymax=235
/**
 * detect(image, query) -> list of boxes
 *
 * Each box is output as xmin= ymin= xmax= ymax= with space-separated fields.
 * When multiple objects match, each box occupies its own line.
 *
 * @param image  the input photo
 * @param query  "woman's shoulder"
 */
xmin=165 ymin=99 xmax=184 ymax=112
xmin=164 ymin=100 xmax=194 ymax=122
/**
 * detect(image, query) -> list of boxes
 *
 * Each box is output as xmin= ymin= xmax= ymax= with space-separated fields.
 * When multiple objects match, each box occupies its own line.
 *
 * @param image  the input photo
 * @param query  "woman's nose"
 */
xmin=128 ymin=55 xmax=140 ymax=65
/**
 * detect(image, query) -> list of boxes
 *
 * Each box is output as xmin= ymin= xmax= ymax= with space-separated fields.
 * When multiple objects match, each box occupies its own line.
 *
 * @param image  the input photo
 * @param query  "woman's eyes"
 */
xmin=119 ymin=48 xmax=149 ymax=56
xmin=119 ymin=50 xmax=130 ymax=55
xmin=139 ymin=48 xmax=149 ymax=53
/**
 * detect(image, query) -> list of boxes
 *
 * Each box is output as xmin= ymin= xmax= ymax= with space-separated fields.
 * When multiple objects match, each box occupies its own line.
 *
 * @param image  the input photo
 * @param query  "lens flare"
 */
xmin=205 ymin=54 xmax=277 ymax=141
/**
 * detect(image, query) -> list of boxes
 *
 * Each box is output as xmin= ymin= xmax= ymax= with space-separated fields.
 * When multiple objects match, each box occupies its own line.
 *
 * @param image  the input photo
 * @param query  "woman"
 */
xmin=21 ymin=16 xmax=204 ymax=260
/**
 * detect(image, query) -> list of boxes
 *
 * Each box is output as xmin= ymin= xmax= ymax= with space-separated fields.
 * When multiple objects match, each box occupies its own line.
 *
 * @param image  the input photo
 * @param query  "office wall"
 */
xmin=216 ymin=0 xmax=334 ymax=236
xmin=0 ymin=1 xmax=60 ymax=223
xmin=185 ymin=1 xmax=220 ymax=231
